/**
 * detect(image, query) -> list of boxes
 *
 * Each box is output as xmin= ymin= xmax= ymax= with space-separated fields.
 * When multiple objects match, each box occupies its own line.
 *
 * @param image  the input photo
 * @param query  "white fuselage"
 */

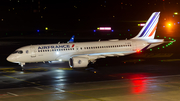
xmin=6 ymin=12 xmax=165 ymax=68
xmin=7 ymin=39 xmax=149 ymax=64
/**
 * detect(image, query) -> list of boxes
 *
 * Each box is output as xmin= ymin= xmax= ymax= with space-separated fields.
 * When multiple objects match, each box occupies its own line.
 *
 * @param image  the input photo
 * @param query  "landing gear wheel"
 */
xmin=19 ymin=63 xmax=25 ymax=71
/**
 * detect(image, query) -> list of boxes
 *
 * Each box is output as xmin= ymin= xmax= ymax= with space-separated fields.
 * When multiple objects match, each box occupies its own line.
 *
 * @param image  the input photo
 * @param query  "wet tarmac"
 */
xmin=0 ymin=37 xmax=180 ymax=101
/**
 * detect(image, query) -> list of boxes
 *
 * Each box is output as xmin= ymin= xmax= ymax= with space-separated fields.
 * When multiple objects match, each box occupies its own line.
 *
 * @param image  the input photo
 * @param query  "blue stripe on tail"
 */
xmin=139 ymin=12 xmax=159 ymax=37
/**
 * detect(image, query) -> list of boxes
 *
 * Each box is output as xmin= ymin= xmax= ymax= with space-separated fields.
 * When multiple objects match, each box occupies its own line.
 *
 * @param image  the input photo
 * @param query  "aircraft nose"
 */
xmin=7 ymin=55 xmax=17 ymax=62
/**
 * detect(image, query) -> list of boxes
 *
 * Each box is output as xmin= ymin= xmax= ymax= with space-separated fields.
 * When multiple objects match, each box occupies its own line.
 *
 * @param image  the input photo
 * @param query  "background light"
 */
xmin=97 ymin=27 xmax=111 ymax=30
xmin=138 ymin=23 xmax=145 ymax=26
xmin=45 ymin=27 xmax=48 ymax=30
xmin=174 ymin=12 xmax=178 ymax=15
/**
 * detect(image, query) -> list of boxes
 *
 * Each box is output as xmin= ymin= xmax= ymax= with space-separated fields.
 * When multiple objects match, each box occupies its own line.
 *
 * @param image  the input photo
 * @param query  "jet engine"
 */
xmin=69 ymin=57 xmax=89 ymax=68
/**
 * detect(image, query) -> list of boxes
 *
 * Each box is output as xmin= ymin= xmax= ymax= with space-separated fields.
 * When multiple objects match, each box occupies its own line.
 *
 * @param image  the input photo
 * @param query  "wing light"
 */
xmin=136 ymin=49 xmax=141 ymax=53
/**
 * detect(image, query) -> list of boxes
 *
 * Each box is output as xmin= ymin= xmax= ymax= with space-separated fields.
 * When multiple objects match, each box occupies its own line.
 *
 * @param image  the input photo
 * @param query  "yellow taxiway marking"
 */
xmin=58 ymin=68 xmax=73 ymax=70
xmin=2 ymin=74 xmax=46 ymax=87
xmin=0 ymin=67 xmax=16 ymax=70
xmin=25 ymin=67 xmax=48 ymax=71
xmin=122 ymin=59 xmax=145 ymax=63
xmin=160 ymin=59 xmax=180 ymax=62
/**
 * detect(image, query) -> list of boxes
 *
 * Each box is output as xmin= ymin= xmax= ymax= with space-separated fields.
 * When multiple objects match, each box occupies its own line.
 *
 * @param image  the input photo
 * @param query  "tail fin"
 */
xmin=68 ymin=35 xmax=75 ymax=43
xmin=132 ymin=12 xmax=160 ymax=39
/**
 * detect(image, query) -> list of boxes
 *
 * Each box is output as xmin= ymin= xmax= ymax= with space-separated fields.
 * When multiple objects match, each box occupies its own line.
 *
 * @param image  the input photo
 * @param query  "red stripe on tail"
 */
xmin=148 ymin=24 xmax=157 ymax=37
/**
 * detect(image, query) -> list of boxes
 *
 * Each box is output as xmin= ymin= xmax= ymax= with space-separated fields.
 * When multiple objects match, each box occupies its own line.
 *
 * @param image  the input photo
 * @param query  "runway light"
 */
xmin=150 ymin=49 xmax=152 ymax=51
xmin=94 ymin=30 xmax=96 ymax=32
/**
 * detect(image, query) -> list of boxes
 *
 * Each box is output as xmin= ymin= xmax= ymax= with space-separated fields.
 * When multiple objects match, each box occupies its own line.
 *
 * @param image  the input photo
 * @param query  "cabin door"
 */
xmin=30 ymin=46 xmax=36 ymax=57
xmin=75 ymin=46 xmax=79 ymax=51
xmin=132 ymin=42 xmax=137 ymax=51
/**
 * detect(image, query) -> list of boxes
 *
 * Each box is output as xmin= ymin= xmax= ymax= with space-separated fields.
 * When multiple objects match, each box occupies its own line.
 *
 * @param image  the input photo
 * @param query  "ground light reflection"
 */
xmin=131 ymin=78 xmax=147 ymax=94
xmin=116 ymin=73 xmax=155 ymax=94
xmin=128 ymin=73 xmax=153 ymax=94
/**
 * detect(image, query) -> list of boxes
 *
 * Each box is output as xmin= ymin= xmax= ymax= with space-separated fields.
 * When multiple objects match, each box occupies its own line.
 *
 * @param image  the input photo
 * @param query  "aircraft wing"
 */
xmin=72 ymin=51 xmax=136 ymax=60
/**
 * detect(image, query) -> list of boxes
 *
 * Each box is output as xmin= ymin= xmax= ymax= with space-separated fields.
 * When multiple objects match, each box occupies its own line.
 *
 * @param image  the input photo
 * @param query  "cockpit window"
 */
xmin=12 ymin=50 xmax=23 ymax=54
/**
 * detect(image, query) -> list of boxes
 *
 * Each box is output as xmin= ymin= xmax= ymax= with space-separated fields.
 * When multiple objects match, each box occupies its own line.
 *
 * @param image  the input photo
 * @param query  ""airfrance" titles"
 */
xmin=38 ymin=45 xmax=71 ymax=49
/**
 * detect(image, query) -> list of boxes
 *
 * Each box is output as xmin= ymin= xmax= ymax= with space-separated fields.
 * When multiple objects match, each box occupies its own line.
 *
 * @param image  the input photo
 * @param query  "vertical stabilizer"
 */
xmin=132 ymin=12 xmax=160 ymax=39
xmin=68 ymin=35 xmax=75 ymax=43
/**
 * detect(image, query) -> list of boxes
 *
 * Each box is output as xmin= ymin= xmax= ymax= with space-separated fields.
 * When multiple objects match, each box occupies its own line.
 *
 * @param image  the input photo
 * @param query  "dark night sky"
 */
xmin=0 ymin=0 xmax=180 ymax=38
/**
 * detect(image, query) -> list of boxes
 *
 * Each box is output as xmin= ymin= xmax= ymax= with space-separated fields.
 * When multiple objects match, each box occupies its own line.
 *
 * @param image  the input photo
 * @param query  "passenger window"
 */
xmin=26 ymin=50 xmax=29 ymax=53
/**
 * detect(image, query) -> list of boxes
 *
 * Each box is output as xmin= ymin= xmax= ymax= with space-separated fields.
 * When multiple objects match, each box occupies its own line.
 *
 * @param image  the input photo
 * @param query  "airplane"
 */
xmin=7 ymin=12 xmax=165 ymax=70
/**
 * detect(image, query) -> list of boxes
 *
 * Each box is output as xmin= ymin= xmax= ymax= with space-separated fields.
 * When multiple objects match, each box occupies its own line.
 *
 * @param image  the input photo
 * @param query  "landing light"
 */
xmin=59 ymin=59 xmax=62 ymax=61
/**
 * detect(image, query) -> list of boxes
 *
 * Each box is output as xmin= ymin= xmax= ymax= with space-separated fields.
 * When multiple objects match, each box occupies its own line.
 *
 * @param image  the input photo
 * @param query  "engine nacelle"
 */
xmin=69 ymin=57 xmax=89 ymax=68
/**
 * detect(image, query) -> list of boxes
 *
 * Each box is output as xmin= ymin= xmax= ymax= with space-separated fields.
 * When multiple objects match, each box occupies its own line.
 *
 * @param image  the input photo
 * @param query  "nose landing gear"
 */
xmin=19 ymin=63 xmax=25 ymax=70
